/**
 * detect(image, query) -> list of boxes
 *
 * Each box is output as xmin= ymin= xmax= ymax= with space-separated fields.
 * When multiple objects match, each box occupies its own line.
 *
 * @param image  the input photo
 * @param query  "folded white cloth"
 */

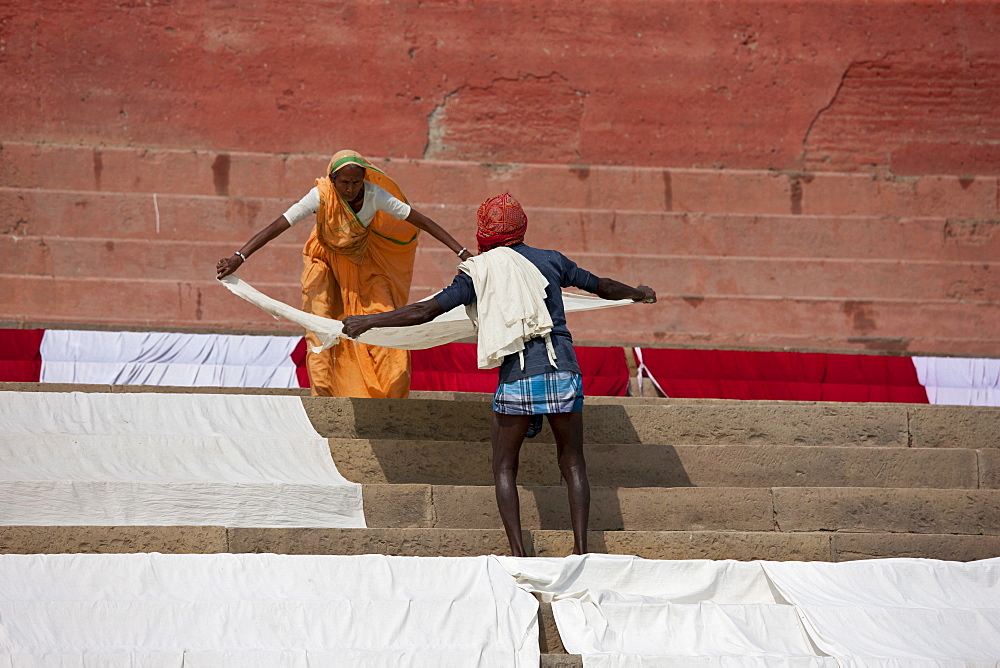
xmin=458 ymin=247 xmax=556 ymax=370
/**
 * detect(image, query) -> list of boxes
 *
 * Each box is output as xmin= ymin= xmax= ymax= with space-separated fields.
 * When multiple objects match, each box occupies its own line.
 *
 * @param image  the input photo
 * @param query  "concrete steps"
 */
xmin=5 ymin=526 xmax=999 ymax=563
xmin=333 ymin=440 xmax=990 ymax=489
xmin=3 ymin=386 xmax=999 ymax=664
xmin=2 ymin=141 xmax=998 ymax=354
xmin=4 ymin=142 xmax=999 ymax=217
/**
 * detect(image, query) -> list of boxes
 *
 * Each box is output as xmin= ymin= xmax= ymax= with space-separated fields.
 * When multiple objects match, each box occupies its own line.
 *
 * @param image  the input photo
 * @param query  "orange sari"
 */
xmin=301 ymin=153 xmax=419 ymax=398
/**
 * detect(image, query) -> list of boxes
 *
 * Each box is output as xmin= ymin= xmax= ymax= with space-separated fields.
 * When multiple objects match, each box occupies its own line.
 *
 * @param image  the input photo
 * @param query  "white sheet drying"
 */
xmin=762 ymin=557 xmax=1000 ymax=666
xmin=500 ymin=554 xmax=1000 ymax=667
xmin=39 ymin=329 xmax=302 ymax=387
xmin=0 ymin=553 xmax=539 ymax=667
xmin=913 ymin=356 xmax=1000 ymax=406
xmin=499 ymin=554 xmax=832 ymax=666
xmin=0 ymin=391 xmax=364 ymax=527
xmin=218 ymin=275 xmax=631 ymax=353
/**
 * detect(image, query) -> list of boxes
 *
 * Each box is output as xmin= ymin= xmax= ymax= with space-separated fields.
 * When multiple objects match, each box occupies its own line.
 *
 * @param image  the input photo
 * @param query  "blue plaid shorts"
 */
xmin=493 ymin=371 xmax=584 ymax=415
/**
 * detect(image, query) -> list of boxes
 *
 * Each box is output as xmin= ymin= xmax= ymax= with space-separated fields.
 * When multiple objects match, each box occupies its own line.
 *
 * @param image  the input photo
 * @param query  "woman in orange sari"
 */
xmin=216 ymin=150 xmax=471 ymax=398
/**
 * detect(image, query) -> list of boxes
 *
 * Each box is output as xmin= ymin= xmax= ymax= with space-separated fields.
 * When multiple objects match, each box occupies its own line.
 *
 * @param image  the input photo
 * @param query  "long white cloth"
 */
xmin=458 ymin=247 xmax=555 ymax=369
xmin=0 ymin=391 xmax=364 ymax=527
xmin=218 ymin=275 xmax=631 ymax=353
xmin=762 ymin=558 xmax=1000 ymax=667
xmin=0 ymin=553 xmax=539 ymax=667
xmin=39 ymin=329 xmax=302 ymax=388
xmin=499 ymin=554 xmax=831 ymax=666
xmin=499 ymin=554 xmax=1000 ymax=667
xmin=913 ymin=356 xmax=1000 ymax=406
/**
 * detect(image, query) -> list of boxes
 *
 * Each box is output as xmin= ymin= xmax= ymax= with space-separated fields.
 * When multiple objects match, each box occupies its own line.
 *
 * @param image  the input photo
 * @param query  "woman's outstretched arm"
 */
xmin=406 ymin=209 xmax=473 ymax=261
xmin=216 ymin=215 xmax=292 ymax=279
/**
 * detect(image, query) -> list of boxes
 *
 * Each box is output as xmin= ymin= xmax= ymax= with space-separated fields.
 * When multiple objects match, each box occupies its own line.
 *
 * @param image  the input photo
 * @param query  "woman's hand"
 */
xmin=458 ymin=249 xmax=473 ymax=261
xmin=342 ymin=315 xmax=373 ymax=339
xmin=216 ymin=254 xmax=244 ymax=279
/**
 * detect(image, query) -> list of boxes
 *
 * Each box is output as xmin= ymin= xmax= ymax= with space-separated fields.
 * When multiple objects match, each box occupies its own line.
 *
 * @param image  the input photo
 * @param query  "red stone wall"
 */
xmin=2 ymin=0 xmax=998 ymax=172
xmin=1 ymin=1 xmax=998 ymax=356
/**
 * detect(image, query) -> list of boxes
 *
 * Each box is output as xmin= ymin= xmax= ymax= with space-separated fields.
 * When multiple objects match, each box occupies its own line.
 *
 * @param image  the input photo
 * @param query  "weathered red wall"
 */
xmin=1 ymin=1 xmax=998 ymax=356
xmin=2 ymin=0 xmax=998 ymax=173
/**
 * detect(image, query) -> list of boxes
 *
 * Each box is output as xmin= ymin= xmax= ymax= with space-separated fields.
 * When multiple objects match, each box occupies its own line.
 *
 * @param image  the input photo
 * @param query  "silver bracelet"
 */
xmin=234 ymin=251 xmax=247 ymax=262
xmin=456 ymin=247 xmax=468 ymax=257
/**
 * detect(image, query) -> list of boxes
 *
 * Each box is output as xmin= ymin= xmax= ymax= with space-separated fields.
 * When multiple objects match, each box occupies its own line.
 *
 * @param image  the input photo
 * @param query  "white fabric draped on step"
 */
xmin=499 ymin=553 xmax=1000 ymax=667
xmin=39 ymin=330 xmax=302 ymax=387
xmin=0 ymin=553 xmax=540 ymax=667
xmin=0 ymin=392 xmax=364 ymax=527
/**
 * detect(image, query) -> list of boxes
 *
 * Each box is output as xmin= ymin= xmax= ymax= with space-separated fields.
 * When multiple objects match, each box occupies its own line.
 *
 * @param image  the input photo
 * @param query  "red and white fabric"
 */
xmin=4 ymin=329 xmax=998 ymax=405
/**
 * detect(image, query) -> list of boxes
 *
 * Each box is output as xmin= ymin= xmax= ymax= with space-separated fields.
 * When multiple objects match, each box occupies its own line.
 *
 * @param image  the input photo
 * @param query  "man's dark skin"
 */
xmin=343 ymin=275 xmax=656 ymax=557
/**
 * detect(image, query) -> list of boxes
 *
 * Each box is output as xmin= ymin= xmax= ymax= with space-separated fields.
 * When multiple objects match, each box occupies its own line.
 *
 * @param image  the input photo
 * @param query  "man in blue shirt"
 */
xmin=342 ymin=193 xmax=656 ymax=556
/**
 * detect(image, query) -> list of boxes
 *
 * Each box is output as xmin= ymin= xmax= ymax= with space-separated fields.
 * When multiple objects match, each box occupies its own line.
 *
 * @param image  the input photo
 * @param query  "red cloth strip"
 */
xmin=0 ymin=329 xmax=45 ymax=382
xmin=635 ymin=348 xmax=928 ymax=403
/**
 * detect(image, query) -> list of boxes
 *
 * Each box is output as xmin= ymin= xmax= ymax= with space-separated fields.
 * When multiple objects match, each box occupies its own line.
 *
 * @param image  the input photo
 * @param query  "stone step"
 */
xmin=6 ymin=231 xmax=995 ymax=304
xmin=362 ymin=484 xmax=1000 ymax=535
xmin=302 ymin=397 xmax=1000 ymax=450
xmin=3 ymin=526 xmax=997 ymax=563
xmin=331 ymin=439 xmax=992 ymax=489
xmin=7 ymin=188 xmax=998 ymax=265
xmin=4 ymin=186 xmax=997 ymax=354
xmin=3 ymin=142 xmax=998 ymax=218
xmin=3 ymin=386 xmax=997 ymax=451
xmin=6 ymin=273 xmax=997 ymax=354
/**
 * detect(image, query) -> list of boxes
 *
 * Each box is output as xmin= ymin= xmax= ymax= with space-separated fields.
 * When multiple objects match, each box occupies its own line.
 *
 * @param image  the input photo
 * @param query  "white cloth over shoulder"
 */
xmin=218 ymin=275 xmax=631 ymax=354
xmin=458 ymin=247 xmax=556 ymax=370
xmin=0 ymin=553 xmax=539 ymax=667
xmin=0 ymin=391 xmax=365 ymax=528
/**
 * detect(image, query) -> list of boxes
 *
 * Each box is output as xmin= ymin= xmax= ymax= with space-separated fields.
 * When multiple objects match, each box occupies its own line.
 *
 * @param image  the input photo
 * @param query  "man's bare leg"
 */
xmin=491 ymin=412 xmax=531 ymax=556
xmin=546 ymin=411 xmax=589 ymax=555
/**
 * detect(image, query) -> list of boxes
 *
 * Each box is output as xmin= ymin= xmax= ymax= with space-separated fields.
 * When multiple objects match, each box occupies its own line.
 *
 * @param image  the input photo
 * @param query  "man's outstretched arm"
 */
xmin=341 ymin=300 xmax=446 ymax=339
xmin=595 ymin=278 xmax=657 ymax=303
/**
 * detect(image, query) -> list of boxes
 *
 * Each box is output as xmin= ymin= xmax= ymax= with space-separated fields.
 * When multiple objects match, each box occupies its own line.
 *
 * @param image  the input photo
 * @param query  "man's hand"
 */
xmin=216 ymin=255 xmax=243 ymax=279
xmin=342 ymin=315 xmax=373 ymax=339
xmin=635 ymin=286 xmax=657 ymax=304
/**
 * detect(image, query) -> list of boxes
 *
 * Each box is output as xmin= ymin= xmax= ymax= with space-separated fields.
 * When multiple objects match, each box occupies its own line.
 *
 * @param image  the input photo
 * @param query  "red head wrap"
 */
xmin=476 ymin=192 xmax=528 ymax=253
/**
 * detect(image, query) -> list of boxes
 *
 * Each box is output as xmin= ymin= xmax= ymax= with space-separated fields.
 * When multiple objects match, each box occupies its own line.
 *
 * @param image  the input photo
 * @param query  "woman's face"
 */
xmin=330 ymin=164 xmax=366 ymax=202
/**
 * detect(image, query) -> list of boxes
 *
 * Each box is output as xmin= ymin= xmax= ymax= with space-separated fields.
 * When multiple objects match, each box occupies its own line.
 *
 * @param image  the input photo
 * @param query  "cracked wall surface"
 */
xmin=1 ymin=0 xmax=997 ymax=172
xmin=804 ymin=53 xmax=1000 ymax=175
xmin=424 ymin=74 xmax=587 ymax=162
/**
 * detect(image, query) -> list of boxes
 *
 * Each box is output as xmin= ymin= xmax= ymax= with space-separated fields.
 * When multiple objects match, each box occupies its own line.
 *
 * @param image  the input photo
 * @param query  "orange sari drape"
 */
xmin=301 ymin=157 xmax=419 ymax=398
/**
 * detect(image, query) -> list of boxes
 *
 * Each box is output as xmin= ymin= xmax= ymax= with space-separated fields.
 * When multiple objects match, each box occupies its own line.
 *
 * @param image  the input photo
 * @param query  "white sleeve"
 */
xmin=370 ymin=184 xmax=412 ymax=221
xmin=281 ymin=188 xmax=321 ymax=226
